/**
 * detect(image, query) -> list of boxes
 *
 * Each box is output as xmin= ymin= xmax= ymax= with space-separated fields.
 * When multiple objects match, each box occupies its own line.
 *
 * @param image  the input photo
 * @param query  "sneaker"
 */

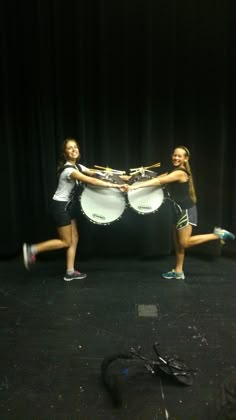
xmin=213 ymin=227 xmax=235 ymax=244
xmin=23 ymin=243 xmax=36 ymax=270
xmin=63 ymin=270 xmax=87 ymax=282
xmin=161 ymin=269 xmax=185 ymax=280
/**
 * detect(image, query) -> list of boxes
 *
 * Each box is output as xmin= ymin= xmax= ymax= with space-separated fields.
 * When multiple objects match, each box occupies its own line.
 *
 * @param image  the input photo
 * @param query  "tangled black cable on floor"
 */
xmin=101 ymin=342 xmax=197 ymax=407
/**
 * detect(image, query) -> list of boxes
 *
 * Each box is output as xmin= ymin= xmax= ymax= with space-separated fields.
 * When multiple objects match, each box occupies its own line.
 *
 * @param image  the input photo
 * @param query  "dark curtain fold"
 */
xmin=0 ymin=0 xmax=235 ymax=258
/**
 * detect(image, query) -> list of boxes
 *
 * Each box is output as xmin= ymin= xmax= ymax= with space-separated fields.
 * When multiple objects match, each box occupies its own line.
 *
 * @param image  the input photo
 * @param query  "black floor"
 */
xmin=1 ymin=254 xmax=236 ymax=419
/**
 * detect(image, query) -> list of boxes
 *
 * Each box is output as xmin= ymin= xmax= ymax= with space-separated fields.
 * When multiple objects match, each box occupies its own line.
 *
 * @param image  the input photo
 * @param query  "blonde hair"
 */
xmin=176 ymin=145 xmax=197 ymax=204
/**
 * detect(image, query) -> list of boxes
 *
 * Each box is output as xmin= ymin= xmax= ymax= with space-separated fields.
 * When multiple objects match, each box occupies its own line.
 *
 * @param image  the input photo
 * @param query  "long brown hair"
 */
xmin=176 ymin=145 xmax=197 ymax=204
xmin=56 ymin=138 xmax=80 ymax=175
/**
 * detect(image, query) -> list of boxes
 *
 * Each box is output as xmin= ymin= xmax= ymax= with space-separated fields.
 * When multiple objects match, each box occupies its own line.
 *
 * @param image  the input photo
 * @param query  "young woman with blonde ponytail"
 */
xmin=127 ymin=146 xmax=235 ymax=279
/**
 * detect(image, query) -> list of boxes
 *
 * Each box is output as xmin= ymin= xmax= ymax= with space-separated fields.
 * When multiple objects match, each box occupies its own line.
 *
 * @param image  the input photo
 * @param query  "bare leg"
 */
xmin=33 ymin=225 xmax=73 ymax=254
xmin=36 ymin=220 xmax=79 ymax=271
xmin=163 ymin=225 xmax=235 ymax=279
xmin=180 ymin=232 xmax=219 ymax=248
xmin=173 ymin=225 xmax=192 ymax=273
xmin=174 ymin=226 xmax=220 ymax=272
xmin=23 ymin=224 xmax=73 ymax=271
xmin=65 ymin=219 xmax=79 ymax=271
xmin=23 ymin=221 xmax=83 ymax=276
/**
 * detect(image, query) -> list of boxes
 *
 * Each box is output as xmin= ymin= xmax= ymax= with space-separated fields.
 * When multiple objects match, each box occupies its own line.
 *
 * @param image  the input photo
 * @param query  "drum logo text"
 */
xmin=138 ymin=205 xmax=152 ymax=210
xmin=92 ymin=213 xmax=106 ymax=221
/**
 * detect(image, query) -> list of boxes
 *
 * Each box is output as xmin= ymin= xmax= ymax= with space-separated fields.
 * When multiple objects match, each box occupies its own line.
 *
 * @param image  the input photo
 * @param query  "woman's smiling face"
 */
xmin=172 ymin=148 xmax=188 ymax=168
xmin=64 ymin=140 xmax=80 ymax=161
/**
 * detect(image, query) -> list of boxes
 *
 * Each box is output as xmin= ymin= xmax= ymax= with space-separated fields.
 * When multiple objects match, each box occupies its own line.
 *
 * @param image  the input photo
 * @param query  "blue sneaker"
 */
xmin=213 ymin=227 xmax=235 ymax=244
xmin=161 ymin=269 xmax=185 ymax=280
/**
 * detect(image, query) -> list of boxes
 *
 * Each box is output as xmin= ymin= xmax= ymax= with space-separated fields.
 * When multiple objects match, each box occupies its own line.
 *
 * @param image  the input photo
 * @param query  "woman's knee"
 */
xmin=176 ymin=227 xmax=192 ymax=249
xmin=57 ymin=225 xmax=73 ymax=247
xmin=61 ymin=238 xmax=72 ymax=248
xmin=176 ymin=237 xmax=189 ymax=249
xmin=72 ymin=231 xmax=79 ymax=243
xmin=57 ymin=234 xmax=72 ymax=248
xmin=179 ymin=240 xmax=189 ymax=249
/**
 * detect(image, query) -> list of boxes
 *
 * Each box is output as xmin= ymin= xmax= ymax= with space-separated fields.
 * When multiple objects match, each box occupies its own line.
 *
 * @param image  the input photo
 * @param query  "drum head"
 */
xmin=80 ymin=185 xmax=126 ymax=225
xmin=127 ymin=185 xmax=164 ymax=214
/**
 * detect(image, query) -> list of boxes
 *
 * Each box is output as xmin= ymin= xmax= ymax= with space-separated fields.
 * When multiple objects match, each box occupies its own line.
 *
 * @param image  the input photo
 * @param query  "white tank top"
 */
xmin=53 ymin=163 xmax=88 ymax=202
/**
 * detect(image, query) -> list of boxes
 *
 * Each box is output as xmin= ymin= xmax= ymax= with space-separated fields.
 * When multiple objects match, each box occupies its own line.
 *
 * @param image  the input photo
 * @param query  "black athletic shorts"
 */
xmin=49 ymin=199 xmax=78 ymax=228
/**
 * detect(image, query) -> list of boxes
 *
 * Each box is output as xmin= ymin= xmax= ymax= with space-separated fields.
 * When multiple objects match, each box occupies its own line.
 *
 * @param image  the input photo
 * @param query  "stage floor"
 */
xmin=0 ymin=254 xmax=236 ymax=419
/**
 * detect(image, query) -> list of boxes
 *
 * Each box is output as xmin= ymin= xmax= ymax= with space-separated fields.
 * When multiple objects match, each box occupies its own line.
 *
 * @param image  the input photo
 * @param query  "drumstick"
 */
xmin=144 ymin=162 xmax=161 ymax=169
xmin=129 ymin=170 xmax=156 ymax=176
xmin=94 ymin=165 xmax=113 ymax=171
xmin=110 ymin=169 xmax=127 ymax=174
xmin=87 ymin=168 xmax=103 ymax=172
xmin=128 ymin=170 xmax=141 ymax=175
xmin=94 ymin=165 xmax=126 ymax=175
xmin=130 ymin=162 xmax=161 ymax=172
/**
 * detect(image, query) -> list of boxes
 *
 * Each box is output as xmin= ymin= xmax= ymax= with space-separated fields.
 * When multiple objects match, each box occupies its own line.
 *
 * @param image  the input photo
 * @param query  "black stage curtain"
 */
xmin=1 ymin=0 xmax=235 ymax=258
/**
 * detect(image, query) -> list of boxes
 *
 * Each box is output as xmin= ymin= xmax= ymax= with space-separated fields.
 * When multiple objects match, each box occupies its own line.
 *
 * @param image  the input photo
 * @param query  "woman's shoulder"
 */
xmin=59 ymin=164 xmax=78 ymax=179
xmin=170 ymin=167 xmax=190 ymax=176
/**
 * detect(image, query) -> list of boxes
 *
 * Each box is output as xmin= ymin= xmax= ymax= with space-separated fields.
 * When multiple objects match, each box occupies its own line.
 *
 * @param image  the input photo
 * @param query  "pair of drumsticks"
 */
xmin=89 ymin=162 xmax=161 ymax=176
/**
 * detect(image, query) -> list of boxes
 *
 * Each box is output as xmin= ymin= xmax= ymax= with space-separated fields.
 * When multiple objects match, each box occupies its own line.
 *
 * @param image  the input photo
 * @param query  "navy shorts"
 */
xmin=175 ymin=205 xmax=198 ymax=230
xmin=49 ymin=199 xmax=78 ymax=228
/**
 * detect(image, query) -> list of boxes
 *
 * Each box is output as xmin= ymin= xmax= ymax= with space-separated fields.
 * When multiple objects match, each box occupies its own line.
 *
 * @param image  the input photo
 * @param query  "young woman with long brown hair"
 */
xmin=23 ymin=138 xmax=126 ymax=281
xmin=127 ymin=146 xmax=235 ymax=279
